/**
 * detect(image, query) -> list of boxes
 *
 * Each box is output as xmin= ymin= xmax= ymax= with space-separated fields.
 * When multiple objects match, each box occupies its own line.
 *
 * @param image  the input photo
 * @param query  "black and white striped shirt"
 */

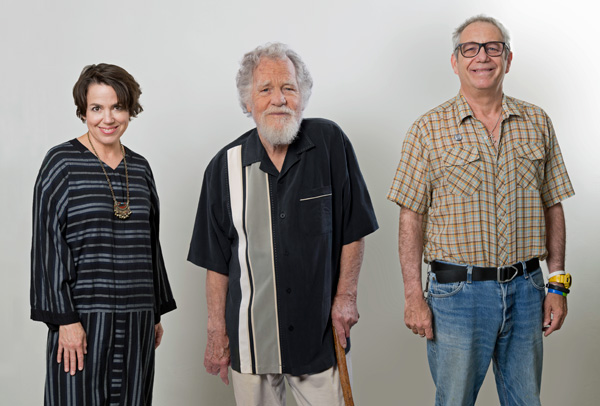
xmin=188 ymin=119 xmax=377 ymax=376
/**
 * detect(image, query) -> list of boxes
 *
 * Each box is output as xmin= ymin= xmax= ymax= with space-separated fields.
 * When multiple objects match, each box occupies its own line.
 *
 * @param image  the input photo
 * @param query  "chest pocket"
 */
xmin=514 ymin=142 xmax=545 ymax=190
xmin=299 ymin=186 xmax=333 ymax=235
xmin=443 ymin=146 xmax=481 ymax=196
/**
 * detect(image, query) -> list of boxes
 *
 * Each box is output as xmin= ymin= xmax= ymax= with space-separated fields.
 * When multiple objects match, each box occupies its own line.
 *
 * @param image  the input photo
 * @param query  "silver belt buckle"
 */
xmin=497 ymin=265 xmax=519 ymax=283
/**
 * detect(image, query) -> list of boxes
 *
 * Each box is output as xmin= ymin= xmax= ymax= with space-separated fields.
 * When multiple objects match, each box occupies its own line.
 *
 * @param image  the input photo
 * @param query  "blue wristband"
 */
xmin=547 ymin=288 xmax=567 ymax=297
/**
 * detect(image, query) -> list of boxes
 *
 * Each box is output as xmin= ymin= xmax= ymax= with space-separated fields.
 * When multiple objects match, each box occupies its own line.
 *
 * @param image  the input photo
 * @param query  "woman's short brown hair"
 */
xmin=73 ymin=63 xmax=143 ymax=122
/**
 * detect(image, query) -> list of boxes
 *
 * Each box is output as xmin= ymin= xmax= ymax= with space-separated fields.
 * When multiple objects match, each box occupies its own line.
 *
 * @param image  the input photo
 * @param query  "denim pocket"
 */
xmin=527 ymin=268 xmax=545 ymax=291
xmin=428 ymin=275 xmax=465 ymax=298
xmin=515 ymin=142 xmax=544 ymax=191
xmin=443 ymin=146 xmax=481 ymax=196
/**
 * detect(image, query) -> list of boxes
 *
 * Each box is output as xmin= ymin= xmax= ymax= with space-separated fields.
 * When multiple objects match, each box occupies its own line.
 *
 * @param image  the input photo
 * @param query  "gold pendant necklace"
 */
xmin=87 ymin=132 xmax=131 ymax=219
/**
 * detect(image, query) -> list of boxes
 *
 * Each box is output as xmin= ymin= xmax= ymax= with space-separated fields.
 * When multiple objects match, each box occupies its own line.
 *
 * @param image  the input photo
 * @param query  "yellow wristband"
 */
xmin=548 ymin=273 xmax=572 ymax=289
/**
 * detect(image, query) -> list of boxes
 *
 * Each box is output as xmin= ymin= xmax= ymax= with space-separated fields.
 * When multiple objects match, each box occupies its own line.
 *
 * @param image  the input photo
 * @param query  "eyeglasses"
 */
xmin=455 ymin=41 xmax=509 ymax=58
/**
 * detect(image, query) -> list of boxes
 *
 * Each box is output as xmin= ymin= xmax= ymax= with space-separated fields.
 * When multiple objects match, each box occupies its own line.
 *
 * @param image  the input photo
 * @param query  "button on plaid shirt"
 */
xmin=388 ymin=93 xmax=574 ymax=267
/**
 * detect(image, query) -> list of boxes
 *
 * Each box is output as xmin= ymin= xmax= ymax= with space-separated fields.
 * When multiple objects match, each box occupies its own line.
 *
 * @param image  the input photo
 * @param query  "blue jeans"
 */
xmin=426 ymin=262 xmax=545 ymax=406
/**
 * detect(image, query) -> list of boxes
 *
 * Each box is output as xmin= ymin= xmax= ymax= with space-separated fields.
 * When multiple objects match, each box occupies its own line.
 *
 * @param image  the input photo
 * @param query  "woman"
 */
xmin=30 ymin=64 xmax=177 ymax=405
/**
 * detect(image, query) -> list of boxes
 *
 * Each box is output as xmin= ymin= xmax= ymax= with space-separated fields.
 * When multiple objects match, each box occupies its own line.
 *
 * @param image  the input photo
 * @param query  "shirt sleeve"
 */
xmin=539 ymin=115 xmax=575 ymax=207
xmin=187 ymin=158 xmax=232 ymax=275
xmin=339 ymin=131 xmax=379 ymax=246
xmin=30 ymin=153 xmax=80 ymax=328
xmin=146 ymin=164 xmax=177 ymax=323
xmin=387 ymin=120 xmax=431 ymax=214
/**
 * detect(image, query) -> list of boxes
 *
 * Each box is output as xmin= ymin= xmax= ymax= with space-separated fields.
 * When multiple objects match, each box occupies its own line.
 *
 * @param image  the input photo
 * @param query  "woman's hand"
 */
xmin=155 ymin=323 xmax=164 ymax=349
xmin=58 ymin=322 xmax=87 ymax=375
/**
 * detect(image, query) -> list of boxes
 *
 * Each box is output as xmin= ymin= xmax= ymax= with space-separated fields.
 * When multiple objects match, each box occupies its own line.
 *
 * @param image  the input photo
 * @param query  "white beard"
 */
xmin=255 ymin=107 xmax=302 ymax=147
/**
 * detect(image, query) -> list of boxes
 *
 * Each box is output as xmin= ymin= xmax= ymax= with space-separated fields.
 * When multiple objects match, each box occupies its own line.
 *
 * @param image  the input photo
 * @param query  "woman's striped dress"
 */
xmin=31 ymin=139 xmax=177 ymax=406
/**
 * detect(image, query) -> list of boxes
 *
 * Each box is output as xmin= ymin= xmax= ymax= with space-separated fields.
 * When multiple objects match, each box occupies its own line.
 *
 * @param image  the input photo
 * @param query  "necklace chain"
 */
xmin=487 ymin=113 xmax=502 ymax=145
xmin=86 ymin=132 xmax=131 ymax=219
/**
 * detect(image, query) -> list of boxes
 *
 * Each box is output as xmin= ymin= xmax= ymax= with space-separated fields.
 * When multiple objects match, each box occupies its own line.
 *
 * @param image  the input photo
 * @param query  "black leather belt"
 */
xmin=430 ymin=258 xmax=539 ymax=284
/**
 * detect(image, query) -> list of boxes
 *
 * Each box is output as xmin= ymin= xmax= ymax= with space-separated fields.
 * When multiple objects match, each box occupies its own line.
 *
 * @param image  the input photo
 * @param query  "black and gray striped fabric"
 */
xmin=31 ymin=139 xmax=176 ymax=406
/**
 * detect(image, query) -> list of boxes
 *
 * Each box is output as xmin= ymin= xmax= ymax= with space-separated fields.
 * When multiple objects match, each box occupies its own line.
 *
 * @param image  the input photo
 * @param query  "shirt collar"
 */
xmin=501 ymin=95 xmax=522 ymax=119
xmin=455 ymin=92 xmax=474 ymax=123
xmin=454 ymin=92 xmax=522 ymax=126
xmin=241 ymin=128 xmax=265 ymax=167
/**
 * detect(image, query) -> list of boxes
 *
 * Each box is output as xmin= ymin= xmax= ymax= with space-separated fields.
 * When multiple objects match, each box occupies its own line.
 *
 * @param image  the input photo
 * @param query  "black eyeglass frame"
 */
xmin=454 ymin=41 xmax=510 ymax=58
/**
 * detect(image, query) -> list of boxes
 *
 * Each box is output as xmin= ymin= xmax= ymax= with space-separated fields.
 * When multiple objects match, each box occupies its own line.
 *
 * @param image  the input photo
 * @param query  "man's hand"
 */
xmin=543 ymin=292 xmax=567 ymax=337
xmin=404 ymin=293 xmax=433 ymax=340
xmin=333 ymin=239 xmax=365 ymax=349
xmin=332 ymin=293 xmax=359 ymax=349
xmin=398 ymin=207 xmax=431 ymax=339
xmin=205 ymin=270 xmax=230 ymax=384
xmin=58 ymin=322 xmax=87 ymax=375
xmin=543 ymin=202 xmax=568 ymax=337
xmin=205 ymin=329 xmax=230 ymax=385
xmin=154 ymin=323 xmax=164 ymax=349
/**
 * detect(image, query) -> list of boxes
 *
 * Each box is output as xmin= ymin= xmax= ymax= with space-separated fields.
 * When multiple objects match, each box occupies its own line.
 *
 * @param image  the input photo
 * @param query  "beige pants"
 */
xmin=231 ymin=353 xmax=352 ymax=406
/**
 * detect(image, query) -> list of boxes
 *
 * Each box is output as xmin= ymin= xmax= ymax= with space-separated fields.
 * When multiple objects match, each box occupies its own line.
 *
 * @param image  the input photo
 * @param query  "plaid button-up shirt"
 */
xmin=388 ymin=93 xmax=574 ymax=267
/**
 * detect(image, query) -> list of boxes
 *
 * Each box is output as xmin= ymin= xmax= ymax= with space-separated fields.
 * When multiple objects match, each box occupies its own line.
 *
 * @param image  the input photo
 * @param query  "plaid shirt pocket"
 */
xmin=443 ymin=146 xmax=482 ymax=196
xmin=515 ymin=142 xmax=545 ymax=190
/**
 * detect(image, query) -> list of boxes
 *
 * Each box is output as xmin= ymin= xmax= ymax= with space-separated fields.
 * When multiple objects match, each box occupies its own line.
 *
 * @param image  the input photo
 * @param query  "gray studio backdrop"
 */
xmin=1 ymin=0 xmax=598 ymax=405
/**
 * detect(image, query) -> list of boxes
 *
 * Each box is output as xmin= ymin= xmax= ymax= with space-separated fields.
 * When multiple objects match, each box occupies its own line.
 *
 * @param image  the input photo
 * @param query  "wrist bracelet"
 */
xmin=547 ymin=288 xmax=567 ymax=297
xmin=546 ymin=283 xmax=570 ymax=294
xmin=548 ymin=270 xmax=566 ymax=278
xmin=548 ymin=273 xmax=572 ymax=289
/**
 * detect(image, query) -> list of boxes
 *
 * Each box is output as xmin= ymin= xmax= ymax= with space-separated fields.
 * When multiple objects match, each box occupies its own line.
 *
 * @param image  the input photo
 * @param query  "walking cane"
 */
xmin=333 ymin=326 xmax=355 ymax=406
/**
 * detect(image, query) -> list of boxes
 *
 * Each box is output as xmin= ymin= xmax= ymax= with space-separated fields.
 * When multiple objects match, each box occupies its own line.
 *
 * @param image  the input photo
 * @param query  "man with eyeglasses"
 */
xmin=388 ymin=15 xmax=574 ymax=405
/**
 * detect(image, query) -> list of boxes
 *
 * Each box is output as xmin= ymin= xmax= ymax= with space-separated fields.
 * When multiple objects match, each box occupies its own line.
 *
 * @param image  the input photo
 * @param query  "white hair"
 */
xmin=236 ymin=43 xmax=313 ymax=116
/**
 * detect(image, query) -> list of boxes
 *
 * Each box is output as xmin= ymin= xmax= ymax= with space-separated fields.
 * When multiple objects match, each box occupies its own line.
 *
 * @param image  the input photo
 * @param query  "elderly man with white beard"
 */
xmin=188 ymin=43 xmax=378 ymax=406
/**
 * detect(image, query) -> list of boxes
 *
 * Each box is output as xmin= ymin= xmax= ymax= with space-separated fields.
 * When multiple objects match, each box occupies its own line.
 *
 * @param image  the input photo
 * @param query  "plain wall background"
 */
xmin=2 ymin=0 xmax=598 ymax=404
